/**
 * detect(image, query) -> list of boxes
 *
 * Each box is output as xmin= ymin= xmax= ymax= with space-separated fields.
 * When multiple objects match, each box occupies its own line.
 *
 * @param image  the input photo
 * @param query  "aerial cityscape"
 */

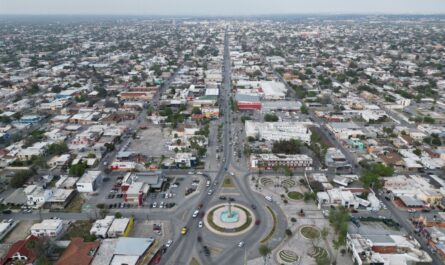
xmin=0 ymin=1 xmax=445 ymax=265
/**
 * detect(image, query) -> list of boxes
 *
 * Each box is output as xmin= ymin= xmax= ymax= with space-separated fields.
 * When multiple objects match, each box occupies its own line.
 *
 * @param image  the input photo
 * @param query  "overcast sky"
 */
xmin=1 ymin=0 xmax=445 ymax=16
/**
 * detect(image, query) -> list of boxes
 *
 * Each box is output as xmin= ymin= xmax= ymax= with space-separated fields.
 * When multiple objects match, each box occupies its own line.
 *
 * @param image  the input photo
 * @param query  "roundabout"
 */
xmin=204 ymin=202 xmax=255 ymax=236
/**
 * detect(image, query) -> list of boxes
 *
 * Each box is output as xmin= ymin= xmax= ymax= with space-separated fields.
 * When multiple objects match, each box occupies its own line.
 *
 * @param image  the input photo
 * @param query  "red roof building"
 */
xmin=55 ymin=237 xmax=100 ymax=265
xmin=0 ymin=235 xmax=39 ymax=265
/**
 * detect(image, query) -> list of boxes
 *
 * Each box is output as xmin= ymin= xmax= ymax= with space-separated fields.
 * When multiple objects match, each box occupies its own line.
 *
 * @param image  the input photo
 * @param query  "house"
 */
xmin=17 ymin=142 xmax=49 ymax=161
xmin=55 ymin=237 xmax=100 ymax=265
xmin=0 ymin=235 xmax=39 ymax=265
xmin=30 ymin=219 xmax=63 ymax=237
xmin=24 ymin=185 xmax=53 ymax=209
xmin=76 ymin=170 xmax=102 ymax=193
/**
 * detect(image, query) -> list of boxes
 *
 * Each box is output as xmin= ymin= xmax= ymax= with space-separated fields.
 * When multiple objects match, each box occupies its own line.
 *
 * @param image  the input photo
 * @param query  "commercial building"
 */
xmin=91 ymin=237 xmax=154 ymax=265
xmin=107 ymin=217 xmax=134 ymax=238
xmin=250 ymin=154 xmax=313 ymax=169
xmin=245 ymin=121 xmax=312 ymax=143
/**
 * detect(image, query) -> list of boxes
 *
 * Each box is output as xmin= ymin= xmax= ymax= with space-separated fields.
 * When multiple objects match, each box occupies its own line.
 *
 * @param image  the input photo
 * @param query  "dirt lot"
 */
xmin=2 ymin=220 xmax=36 ymax=244
xmin=129 ymin=127 xmax=173 ymax=158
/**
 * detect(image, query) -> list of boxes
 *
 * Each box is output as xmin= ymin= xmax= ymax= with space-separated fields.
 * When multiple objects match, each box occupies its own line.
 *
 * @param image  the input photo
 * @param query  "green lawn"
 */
xmin=222 ymin=176 xmax=236 ymax=188
xmin=287 ymin=191 xmax=303 ymax=200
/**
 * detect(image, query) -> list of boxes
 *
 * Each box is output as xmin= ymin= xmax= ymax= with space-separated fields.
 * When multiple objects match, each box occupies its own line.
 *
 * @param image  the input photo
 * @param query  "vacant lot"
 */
xmin=129 ymin=127 xmax=173 ymax=158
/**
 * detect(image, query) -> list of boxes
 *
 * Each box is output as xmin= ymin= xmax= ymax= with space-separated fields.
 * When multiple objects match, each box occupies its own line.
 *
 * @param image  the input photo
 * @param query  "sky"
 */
xmin=1 ymin=0 xmax=445 ymax=16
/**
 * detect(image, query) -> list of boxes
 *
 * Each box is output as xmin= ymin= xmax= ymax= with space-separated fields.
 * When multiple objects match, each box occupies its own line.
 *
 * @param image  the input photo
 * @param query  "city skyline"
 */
xmin=1 ymin=0 xmax=445 ymax=16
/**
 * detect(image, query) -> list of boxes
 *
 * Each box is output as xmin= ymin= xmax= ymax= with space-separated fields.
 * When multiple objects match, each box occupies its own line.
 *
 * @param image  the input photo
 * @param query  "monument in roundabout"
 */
xmin=204 ymin=201 xmax=255 ymax=235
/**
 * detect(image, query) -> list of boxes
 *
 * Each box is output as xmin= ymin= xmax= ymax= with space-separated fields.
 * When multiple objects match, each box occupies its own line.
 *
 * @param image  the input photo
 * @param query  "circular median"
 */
xmin=204 ymin=203 xmax=255 ymax=236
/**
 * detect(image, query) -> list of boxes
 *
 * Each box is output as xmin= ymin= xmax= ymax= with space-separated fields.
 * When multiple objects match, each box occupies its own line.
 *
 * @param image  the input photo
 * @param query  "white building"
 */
xmin=30 ymin=219 xmax=63 ymax=237
xmin=245 ymin=121 xmax=312 ymax=143
xmin=76 ymin=170 xmax=102 ymax=193
xmin=107 ymin=218 xmax=132 ymax=238
xmin=90 ymin=216 xmax=115 ymax=238
xmin=24 ymin=185 xmax=53 ymax=209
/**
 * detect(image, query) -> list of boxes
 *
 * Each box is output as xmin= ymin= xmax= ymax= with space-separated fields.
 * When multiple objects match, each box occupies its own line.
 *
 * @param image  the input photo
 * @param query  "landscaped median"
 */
xmin=287 ymin=191 xmax=303 ymax=200
xmin=260 ymin=206 xmax=277 ymax=243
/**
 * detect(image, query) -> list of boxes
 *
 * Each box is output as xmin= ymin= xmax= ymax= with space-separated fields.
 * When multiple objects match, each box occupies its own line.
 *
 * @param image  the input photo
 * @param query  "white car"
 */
xmin=188 ymin=171 xmax=194 ymax=175
xmin=165 ymin=240 xmax=173 ymax=248
xmin=237 ymin=241 xmax=244 ymax=247
xmin=192 ymin=210 xmax=199 ymax=218
xmin=152 ymin=202 xmax=157 ymax=208
xmin=198 ymin=221 xmax=203 ymax=228
xmin=264 ymin=196 xmax=273 ymax=202
xmin=197 ymin=171 xmax=203 ymax=175
xmin=208 ymin=190 xmax=214 ymax=196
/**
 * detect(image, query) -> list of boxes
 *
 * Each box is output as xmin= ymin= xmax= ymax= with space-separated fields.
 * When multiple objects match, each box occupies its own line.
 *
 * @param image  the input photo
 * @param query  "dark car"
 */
xmin=2 ymin=210 xmax=11 ymax=214
xmin=255 ymin=220 xmax=261 ymax=225
xmin=203 ymin=246 xmax=210 ymax=256
xmin=251 ymin=204 xmax=257 ymax=210
xmin=229 ymin=198 xmax=235 ymax=202
xmin=219 ymin=196 xmax=227 ymax=200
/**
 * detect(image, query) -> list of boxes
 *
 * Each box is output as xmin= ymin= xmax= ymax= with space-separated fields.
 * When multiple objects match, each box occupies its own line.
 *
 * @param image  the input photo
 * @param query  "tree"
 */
xmin=321 ymin=226 xmax=329 ymax=240
xmin=264 ymin=113 xmax=279 ymax=122
xmin=300 ymin=104 xmax=309 ymax=114
xmin=69 ymin=162 xmax=87 ymax=177
xmin=258 ymin=244 xmax=271 ymax=265
xmin=329 ymin=206 xmax=350 ymax=261
xmin=285 ymin=228 xmax=292 ymax=237
xmin=272 ymin=139 xmax=302 ymax=154
xmin=10 ymin=170 xmax=34 ymax=188
xmin=191 ymin=107 xmax=202 ymax=115
xmin=47 ymin=142 xmax=68 ymax=156
xmin=115 ymin=212 xmax=122 ymax=218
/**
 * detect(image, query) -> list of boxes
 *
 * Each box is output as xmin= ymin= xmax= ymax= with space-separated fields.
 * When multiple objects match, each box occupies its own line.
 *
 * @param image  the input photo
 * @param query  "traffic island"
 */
xmin=204 ymin=203 xmax=255 ymax=236
xmin=277 ymin=249 xmax=299 ymax=264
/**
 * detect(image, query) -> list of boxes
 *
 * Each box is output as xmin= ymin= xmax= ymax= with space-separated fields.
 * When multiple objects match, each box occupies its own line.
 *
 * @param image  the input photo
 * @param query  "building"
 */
xmin=76 ymin=171 xmax=102 ymax=193
xmin=24 ymin=185 xmax=53 ymax=209
xmin=235 ymin=94 xmax=262 ymax=110
xmin=110 ymin=237 xmax=154 ymax=265
xmin=124 ymin=182 xmax=149 ymax=206
xmin=90 ymin=216 xmax=115 ymax=239
xmin=174 ymin=152 xmax=197 ymax=168
xmin=325 ymin=148 xmax=351 ymax=170
xmin=107 ymin=217 xmax=134 ymax=238
xmin=16 ymin=142 xmax=49 ymax=161
xmin=250 ymin=154 xmax=313 ymax=169
xmin=245 ymin=121 xmax=312 ymax=143
xmin=0 ymin=235 xmax=39 ymax=265
xmin=30 ymin=219 xmax=63 ymax=237
xmin=56 ymin=237 xmax=100 ymax=265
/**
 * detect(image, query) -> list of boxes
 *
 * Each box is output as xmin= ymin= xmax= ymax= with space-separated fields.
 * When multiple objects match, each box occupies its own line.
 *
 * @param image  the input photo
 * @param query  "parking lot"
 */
xmin=101 ymin=174 xmax=206 ymax=210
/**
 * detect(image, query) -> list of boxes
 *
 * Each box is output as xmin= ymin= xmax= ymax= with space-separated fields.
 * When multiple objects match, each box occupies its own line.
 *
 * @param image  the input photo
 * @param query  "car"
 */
xmin=181 ymin=227 xmax=188 ymax=235
xmin=203 ymin=246 xmax=210 ymax=256
xmin=264 ymin=196 xmax=273 ymax=202
xmin=251 ymin=204 xmax=257 ymax=210
xmin=229 ymin=197 xmax=235 ymax=202
xmin=237 ymin=241 xmax=244 ymax=248
xmin=219 ymin=196 xmax=227 ymax=200
xmin=207 ymin=190 xmax=213 ymax=196
xmin=165 ymin=240 xmax=173 ymax=248
xmin=160 ymin=201 xmax=164 ymax=208
xmin=197 ymin=171 xmax=203 ymax=175
xmin=408 ymin=209 xmax=417 ymax=213
xmin=255 ymin=220 xmax=261 ymax=225
xmin=206 ymin=181 xmax=211 ymax=187
xmin=152 ymin=202 xmax=157 ymax=208
xmin=188 ymin=171 xmax=194 ymax=175
xmin=198 ymin=221 xmax=203 ymax=228
xmin=2 ymin=210 xmax=11 ymax=214
xmin=192 ymin=210 xmax=199 ymax=218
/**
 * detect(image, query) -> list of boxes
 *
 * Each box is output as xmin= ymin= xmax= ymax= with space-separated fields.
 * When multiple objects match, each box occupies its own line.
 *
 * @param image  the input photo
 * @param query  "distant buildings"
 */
xmin=245 ymin=121 xmax=312 ymax=143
